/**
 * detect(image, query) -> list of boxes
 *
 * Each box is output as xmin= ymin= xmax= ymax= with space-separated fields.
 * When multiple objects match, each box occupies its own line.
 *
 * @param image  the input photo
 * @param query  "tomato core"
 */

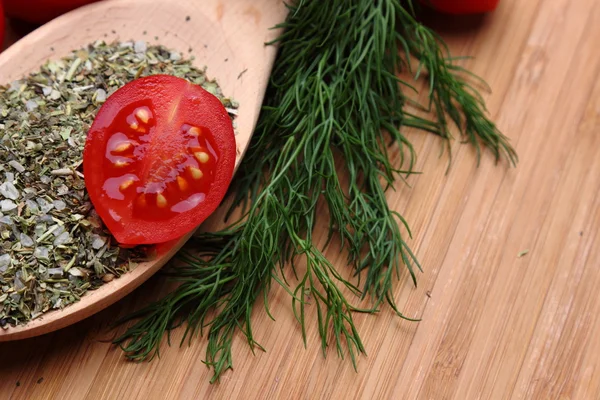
xmin=101 ymin=102 xmax=219 ymax=221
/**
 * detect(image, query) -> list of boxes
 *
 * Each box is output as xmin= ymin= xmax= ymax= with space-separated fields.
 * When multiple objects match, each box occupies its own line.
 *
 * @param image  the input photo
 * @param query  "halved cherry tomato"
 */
xmin=83 ymin=75 xmax=236 ymax=245
xmin=2 ymin=0 xmax=101 ymax=24
xmin=421 ymin=0 xmax=500 ymax=14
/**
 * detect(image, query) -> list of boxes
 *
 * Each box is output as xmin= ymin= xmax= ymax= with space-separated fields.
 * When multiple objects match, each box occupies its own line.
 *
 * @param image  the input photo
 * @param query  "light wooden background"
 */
xmin=1 ymin=0 xmax=600 ymax=398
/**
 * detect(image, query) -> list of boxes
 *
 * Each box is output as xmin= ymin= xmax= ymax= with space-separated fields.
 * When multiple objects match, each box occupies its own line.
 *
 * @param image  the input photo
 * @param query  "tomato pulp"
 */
xmin=83 ymin=75 xmax=236 ymax=245
xmin=421 ymin=0 xmax=500 ymax=14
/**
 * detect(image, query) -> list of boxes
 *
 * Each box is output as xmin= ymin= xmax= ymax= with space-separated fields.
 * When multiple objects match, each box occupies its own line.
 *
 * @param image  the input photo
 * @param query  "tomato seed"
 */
xmin=113 ymin=142 xmax=133 ymax=153
xmin=176 ymin=176 xmax=189 ymax=191
xmin=119 ymin=179 xmax=135 ymax=191
xmin=156 ymin=193 xmax=168 ymax=208
xmin=135 ymin=108 xmax=151 ymax=124
xmin=189 ymin=166 xmax=203 ymax=180
xmin=114 ymin=159 xmax=132 ymax=168
xmin=188 ymin=126 xmax=202 ymax=137
xmin=136 ymin=194 xmax=147 ymax=207
xmin=194 ymin=152 xmax=209 ymax=164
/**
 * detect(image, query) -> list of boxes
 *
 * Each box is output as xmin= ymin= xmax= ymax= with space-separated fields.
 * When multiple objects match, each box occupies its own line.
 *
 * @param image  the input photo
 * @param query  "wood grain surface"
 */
xmin=1 ymin=0 xmax=599 ymax=398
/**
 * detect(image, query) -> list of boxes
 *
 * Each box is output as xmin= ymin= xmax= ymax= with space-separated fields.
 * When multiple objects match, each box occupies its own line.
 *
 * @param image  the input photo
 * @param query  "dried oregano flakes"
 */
xmin=0 ymin=40 xmax=237 ymax=328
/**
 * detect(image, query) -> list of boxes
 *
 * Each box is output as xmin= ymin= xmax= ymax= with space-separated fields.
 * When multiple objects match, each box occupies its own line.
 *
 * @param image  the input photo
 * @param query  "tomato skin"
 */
xmin=421 ymin=0 xmax=500 ymax=14
xmin=2 ymin=0 xmax=100 ymax=24
xmin=83 ymin=75 xmax=236 ymax=245
xmin=0 ymin=2 xmax=5 ymax=49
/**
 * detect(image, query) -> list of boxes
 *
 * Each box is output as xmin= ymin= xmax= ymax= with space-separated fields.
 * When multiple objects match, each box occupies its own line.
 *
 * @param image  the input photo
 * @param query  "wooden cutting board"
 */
xmin=1 ymin=0 xmax=600 ymax=398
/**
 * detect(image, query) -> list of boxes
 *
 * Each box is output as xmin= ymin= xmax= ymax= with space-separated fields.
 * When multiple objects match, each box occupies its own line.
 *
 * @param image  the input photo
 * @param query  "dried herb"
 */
xmin=0 ymin=40 xmax=237 ymax=328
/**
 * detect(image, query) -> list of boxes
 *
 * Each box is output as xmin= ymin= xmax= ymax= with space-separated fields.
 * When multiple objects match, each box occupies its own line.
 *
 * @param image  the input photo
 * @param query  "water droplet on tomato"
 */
xmin=103 ymin=174 xmax=139 ymax=200
xmin=171 ymin=193 xmax=206 ymax=213
xmin=108 ymin=209 xmax=122 ymax=222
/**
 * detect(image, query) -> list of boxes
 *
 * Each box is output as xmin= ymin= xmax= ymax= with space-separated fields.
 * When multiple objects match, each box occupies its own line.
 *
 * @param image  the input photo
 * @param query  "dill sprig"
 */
xmin=113 ymin=0 xmax=517 ymax=382
xmin=400 ymin=16 xmax=518 ymax=166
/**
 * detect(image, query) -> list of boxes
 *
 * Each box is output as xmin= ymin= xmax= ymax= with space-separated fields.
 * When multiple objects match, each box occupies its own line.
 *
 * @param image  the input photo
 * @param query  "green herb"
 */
xmin=114 ymin=0 xmax=517 ymax=382
xmin=0 ymin=40 xmax=237 ymax=328
xmin=518 ymin=249 xmax=529 ymax=258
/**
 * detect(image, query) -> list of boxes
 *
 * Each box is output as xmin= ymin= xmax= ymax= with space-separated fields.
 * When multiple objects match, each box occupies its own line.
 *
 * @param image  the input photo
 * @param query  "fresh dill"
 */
xmin=113 ymin=0 xmax=517 ymax=382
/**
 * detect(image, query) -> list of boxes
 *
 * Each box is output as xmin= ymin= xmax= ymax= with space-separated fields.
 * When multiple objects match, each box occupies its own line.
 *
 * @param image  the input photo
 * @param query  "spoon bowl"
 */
xmin=0 ymin=0 xmax=286 ymax=341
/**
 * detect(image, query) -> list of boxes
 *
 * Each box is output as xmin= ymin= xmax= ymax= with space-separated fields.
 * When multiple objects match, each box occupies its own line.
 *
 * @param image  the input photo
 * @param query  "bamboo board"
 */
xmin=1 ymin=0 xmax=599 ymax=398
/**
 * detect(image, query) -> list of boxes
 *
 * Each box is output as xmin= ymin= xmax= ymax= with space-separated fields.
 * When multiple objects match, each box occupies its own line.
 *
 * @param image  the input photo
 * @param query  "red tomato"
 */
xmin=422 ymin=0 xmax=500 ymax=14
xmin=0 ymin=2 xmax=4 ymax=49
xmin=2 ymin=0 xmax=100 ymax=24
xmin=83 ymin=75 xmax=236 ymax=245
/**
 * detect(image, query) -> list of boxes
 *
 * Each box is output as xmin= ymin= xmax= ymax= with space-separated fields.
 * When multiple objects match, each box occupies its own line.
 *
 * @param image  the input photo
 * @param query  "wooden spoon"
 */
xmin=0 ymin=0 xmax=287 ymax=341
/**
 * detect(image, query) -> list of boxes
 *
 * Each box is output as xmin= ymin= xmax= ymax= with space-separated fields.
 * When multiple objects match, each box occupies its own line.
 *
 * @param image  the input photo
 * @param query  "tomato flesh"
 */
xmin=84 ymin=75 xmax=236 ymax=245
